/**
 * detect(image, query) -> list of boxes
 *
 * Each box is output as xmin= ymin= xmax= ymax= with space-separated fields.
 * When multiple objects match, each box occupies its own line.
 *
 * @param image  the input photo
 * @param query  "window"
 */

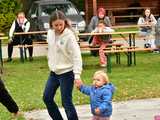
xmin=40 ymin=3 xmax=78 ymax=16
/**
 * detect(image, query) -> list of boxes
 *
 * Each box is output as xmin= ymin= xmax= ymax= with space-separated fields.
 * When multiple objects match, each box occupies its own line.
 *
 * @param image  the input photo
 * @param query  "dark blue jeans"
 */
xmin=43 ymin=71 xmax=78 ymax=120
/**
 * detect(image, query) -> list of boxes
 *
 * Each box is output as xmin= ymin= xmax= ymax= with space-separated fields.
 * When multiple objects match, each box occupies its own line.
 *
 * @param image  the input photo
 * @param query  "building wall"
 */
xmin=85 ymin=0 xmax=159 ymax=24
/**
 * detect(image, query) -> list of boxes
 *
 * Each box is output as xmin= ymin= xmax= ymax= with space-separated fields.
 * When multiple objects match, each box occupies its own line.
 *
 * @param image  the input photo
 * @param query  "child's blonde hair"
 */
xmin=98 ymin=20 xmax=106 ymax=26
xmin=93 ymin=70 xmax=109 ymax=83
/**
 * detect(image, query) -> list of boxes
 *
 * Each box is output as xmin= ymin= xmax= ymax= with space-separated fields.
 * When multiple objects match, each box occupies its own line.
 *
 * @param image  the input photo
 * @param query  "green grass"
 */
xmin=0 ymin=52 xmax=160 ymax=119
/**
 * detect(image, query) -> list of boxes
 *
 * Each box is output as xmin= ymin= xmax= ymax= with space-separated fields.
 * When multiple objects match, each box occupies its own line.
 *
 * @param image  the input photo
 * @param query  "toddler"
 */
xmin=75 ymin=70 xmax=115 ymax=120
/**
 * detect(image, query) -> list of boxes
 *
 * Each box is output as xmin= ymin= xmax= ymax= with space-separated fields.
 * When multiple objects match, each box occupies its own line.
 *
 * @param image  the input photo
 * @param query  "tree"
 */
xmin=19 ymin=0 xmax=85 ymax=14
xmin=0 ymin=0 xmax=21 ymax=33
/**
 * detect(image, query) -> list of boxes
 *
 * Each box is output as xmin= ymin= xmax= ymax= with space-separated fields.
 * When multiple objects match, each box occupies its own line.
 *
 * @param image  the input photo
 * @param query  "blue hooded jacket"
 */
xmin=80 ymin=83 xmax=115 ymax=117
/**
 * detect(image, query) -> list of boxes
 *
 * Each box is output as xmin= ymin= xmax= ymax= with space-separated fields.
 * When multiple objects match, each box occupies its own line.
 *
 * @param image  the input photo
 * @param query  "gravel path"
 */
xmin=24 ymin=98 xmax=160 ymax=120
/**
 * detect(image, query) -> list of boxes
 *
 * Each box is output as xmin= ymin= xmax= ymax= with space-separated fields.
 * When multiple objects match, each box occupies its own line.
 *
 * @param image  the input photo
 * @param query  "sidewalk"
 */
xmin=24 ymin=98 xmax=160 ymax=120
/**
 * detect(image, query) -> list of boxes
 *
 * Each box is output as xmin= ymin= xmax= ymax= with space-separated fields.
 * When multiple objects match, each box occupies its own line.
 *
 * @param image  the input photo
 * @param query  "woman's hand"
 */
xmin=74 ymin=79 xmax=83 ymax=89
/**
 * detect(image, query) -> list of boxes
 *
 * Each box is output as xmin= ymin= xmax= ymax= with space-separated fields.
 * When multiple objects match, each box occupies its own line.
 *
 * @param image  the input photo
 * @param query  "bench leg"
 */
xmin=130 ymin=52 xmax=132 ymax=65
xmin=19 ymin=47 xmax=24 ymax=63
xmin=133 ymin=34 xmax=136 ymax=65
xmin=0 ymin=40 xmax=3 ymax=74
xmin=116 ymin=53 xmax=121 ymax=64
xmin=133 ymin=52 xmax=136 ymax=65
xmin=127 ymin=52 xmax=131 ymax=66
xmin=118 ymin=53 xmax=121 ymax=64
xmin=24 ymin=47 xmax=27 ymax=60
xmin=107 ymin=54 xmax=111 ymax=73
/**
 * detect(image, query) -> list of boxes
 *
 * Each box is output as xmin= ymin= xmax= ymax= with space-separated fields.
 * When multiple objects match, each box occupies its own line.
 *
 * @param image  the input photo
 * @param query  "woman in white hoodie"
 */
xmin=43 ymin=10 xmax=82 ymax=120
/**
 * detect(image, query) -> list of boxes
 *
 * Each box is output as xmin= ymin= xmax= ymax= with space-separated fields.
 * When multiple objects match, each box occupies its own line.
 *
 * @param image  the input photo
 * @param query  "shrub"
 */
xmin=0 ymin=0 xmax=21 ymax=33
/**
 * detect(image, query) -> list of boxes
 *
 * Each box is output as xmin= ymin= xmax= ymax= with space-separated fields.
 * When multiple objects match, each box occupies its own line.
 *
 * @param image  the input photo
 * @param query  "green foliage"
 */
xmin=0 ymin=0 xmax=21 ymax=33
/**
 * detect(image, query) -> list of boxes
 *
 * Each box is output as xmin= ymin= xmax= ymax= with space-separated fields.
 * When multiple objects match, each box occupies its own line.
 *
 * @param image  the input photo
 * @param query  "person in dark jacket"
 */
xmin=88 ymin=8 xmax=112 ymax=56
xmin=7 ymin=11 xmax=33 ymax=62
xmin=88 ymin=7 xmax=111 ymax=32
xmin=75 ymin=70 xmax=115 ymax=120
xmin=0 ymin=77 xmax=20 ymax=117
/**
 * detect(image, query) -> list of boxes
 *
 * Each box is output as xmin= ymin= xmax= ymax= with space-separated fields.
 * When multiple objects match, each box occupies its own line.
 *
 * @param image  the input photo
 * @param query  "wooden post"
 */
xmin=107 ymin=53 xmax=111 ymax=73
xmin=85 ymin=0 xmax=89 ymax=24
xmin=93 ymin=0 xmax=97 ymax=15
xmin=0 ymin=33 xmax=4 ymax=74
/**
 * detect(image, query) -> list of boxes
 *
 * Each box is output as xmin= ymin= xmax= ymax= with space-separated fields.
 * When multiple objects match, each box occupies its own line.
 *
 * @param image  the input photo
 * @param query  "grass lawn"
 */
xmin=0 ymin=52 xmax=160 ymax=119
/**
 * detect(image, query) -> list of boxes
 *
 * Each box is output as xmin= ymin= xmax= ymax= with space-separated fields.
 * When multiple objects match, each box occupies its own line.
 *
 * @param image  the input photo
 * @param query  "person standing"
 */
xmin=43 ymin=10 xmax=82 ymax=120
xmin=7 ymin=11 xmax=33 ymax=62
xmin=0 ymin=77 xmax=20 ymax=118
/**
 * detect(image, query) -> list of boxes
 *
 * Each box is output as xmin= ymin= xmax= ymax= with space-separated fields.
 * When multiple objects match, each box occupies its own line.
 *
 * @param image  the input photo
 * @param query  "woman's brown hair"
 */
xmin=49 ymin=10 xmax=71 ymax=29
xmin=143 ymin=8 xmax=151 ymax=18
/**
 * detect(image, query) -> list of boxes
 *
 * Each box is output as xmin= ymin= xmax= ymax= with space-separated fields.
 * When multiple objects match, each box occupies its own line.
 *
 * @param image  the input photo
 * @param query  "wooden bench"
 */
xmin=79 ymin=41 xmax=124 ymax=48
xmin=14 ymin=41 xmax=48 ymax=62
xmin=112 ymin=14 xmax=159 ymax=25
xmin=79 ymin=42 xmax=153 ymax=72
xmin=106 ymin=7 xmax=159 ymax=25
xmin=12 ymin=31 xmax=47 ymax=62
xmin=0 ymin=35 xmax=48 ymax=62
xmin=104 ymin=47 xmax=153 ymax=72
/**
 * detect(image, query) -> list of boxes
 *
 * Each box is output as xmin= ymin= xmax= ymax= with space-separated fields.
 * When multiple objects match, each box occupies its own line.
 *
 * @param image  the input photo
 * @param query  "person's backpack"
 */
xmin=155 ymin=18 xmax=160 ymax=34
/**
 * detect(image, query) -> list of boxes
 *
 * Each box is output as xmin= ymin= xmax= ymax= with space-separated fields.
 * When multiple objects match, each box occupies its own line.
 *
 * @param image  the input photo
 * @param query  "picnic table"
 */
xmin=78 ymin=30 xmax=152 ymax=73
xmin=13 ymin=29 xmax=150 ymax=72
xmin=14 ymin=31 xmax=47 ymax=62
xmin=0 ymin=25 xmax=154 ymax=73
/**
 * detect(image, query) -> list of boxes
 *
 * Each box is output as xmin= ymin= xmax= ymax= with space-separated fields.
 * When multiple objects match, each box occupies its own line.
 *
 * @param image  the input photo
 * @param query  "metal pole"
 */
xmin=133 ymin=33 xmax=136 ymax=65
xmin=107 ymin=53 xmax=111 ymax=73
xmin=0 ymin=39 xmax=3 ymax=74
xmin=128 ymin=34 xmax=132 ymax=66
xmin=19 ymin=36 xmax=24 ymax=62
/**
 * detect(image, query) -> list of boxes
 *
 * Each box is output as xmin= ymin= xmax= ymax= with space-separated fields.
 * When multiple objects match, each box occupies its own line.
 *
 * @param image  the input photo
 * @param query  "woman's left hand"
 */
xmin=74 ymin=79 xmax=83 ymax=89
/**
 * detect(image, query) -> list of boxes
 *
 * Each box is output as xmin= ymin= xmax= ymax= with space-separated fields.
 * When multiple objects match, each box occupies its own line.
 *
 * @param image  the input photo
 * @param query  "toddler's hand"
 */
xmin=95 ymin=108 xmax=100 ymax=115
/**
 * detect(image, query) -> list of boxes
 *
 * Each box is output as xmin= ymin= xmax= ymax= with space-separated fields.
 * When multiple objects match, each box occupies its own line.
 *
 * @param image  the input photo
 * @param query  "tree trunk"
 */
xmin=18 ymin=0 xmax=34 ymax=13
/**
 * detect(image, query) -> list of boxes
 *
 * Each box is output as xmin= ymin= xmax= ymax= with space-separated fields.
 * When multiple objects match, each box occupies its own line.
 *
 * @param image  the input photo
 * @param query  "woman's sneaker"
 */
xmin=29 ymin=57 xmax=33 ymax=61
xmin=6 ymin=58 xmax=12 ymax=62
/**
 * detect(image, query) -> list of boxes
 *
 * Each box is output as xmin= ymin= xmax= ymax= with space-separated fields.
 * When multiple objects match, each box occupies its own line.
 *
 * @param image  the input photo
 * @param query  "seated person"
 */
xmin=155 ymin=17 xmax=160 ymax=53
xmin=91 ymin=20 xmax=114 ymax=67
xmin=137 ymin=8 xmax=157 ymax=48
xmin=7 ymin=11 xmax=33 ymax=62
xmin=88 ymin=7 xmax=111 ymax=44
